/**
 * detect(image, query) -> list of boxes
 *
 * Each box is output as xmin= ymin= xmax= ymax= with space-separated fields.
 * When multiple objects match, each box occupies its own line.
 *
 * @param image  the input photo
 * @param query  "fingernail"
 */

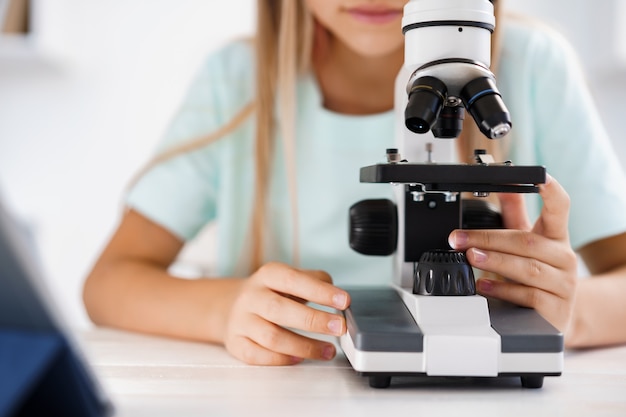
xmin=471 ymin=248 xmax=488 ymax=264
xmin=477 ymin=279 xmax=494 ymax=293
xmin=322 ymin=345 xmax=336 ymax=360
xmin=545 ymin=173 xmax=553 ymax=185
xmin=449 ymin=231 xmax=468 ymax=249
xmin=327 ymin=319 xmax=343 ymax=335
xmin=291 ymin=356 xmax=304 ymax=364
xmin=332 ymin=293 xmax=347 ymax=309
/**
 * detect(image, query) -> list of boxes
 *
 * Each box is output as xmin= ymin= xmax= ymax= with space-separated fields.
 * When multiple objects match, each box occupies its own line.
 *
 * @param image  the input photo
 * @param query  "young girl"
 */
xmin=83 ymin=0 xmax=626 ymax=365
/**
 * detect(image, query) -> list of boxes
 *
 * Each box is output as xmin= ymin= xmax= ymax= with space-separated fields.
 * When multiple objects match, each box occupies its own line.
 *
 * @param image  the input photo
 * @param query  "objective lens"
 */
xmin=405 ymin=76 xmax=447 ymax=134
xmin=460 ymin=77 xmax=512 ymax=139
xmin=432 ymin=103 xmax=465 ymax=138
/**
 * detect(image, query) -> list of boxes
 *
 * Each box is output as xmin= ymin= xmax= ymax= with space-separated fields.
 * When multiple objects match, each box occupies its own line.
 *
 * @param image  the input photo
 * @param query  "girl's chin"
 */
xmin=345 ymin=41 xmax=403 ymax=58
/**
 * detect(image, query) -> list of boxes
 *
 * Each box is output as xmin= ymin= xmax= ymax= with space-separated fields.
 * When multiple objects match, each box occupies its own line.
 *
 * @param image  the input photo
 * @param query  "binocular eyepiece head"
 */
xmin=405 ymin=74 xmax=512 ymax=139
xmin=401 ymin=0 xmax=510 ymax=140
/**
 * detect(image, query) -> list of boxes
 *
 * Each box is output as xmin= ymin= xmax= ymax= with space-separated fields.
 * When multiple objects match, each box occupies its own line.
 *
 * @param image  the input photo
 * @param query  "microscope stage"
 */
xmin=359 ymin=163 xmax=546 ymax=194
xmin=339 ymin=287 xmax=563 ymax=388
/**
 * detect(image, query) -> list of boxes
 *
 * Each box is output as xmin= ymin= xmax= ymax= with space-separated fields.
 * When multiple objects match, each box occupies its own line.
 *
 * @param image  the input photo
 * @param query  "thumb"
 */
xmin=497 ymin=192 xmax=532 ymax=231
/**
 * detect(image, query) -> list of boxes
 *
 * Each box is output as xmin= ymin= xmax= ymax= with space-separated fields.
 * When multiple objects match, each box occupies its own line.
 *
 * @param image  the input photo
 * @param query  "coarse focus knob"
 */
xmin=349 ymin=199 xmax=398 ymax=256
xmin=413 ymin=250 xmax=476 ymax=296
xmin=462 ymin=199 xmax=503 ymax=229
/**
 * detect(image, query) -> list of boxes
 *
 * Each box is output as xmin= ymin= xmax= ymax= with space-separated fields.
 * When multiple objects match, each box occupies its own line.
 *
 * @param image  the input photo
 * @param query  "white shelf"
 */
xmin=0 ymin=34 xmax=39 ymax=60
xmin=0 ymin=33 xmax=64 ymax=69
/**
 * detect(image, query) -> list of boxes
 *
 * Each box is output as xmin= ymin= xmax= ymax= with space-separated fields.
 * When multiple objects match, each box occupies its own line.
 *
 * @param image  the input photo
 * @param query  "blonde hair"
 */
xmin=251 ymin=1 xmax=312 ymax=270
xmin=133 ymin=0 xmax=504 ymax=274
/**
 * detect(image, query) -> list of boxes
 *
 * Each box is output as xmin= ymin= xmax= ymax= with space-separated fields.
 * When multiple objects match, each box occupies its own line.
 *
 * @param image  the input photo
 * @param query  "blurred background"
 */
xmin=1 ymin=0 xmax=624 ymax=328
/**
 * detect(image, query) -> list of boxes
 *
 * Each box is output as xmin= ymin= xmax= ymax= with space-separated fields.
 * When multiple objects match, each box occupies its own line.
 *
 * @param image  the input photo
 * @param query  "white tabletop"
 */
xmin=77 ymin=327 xmax=626 ymax=417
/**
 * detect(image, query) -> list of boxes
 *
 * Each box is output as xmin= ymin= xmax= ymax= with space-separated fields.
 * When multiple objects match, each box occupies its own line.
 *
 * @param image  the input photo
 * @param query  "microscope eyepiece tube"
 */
xmin=405 ymin=76 xmax=448 ymax=134
xmin=460 ymin=77 xmax=512 ymax=139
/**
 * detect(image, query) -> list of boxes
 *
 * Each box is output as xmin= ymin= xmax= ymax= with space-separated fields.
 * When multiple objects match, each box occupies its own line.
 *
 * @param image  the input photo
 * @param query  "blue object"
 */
xmin=0 ymin=329 xmax=112 ymax=417
xmin=0 ymin=198 xmax=113 ymax=417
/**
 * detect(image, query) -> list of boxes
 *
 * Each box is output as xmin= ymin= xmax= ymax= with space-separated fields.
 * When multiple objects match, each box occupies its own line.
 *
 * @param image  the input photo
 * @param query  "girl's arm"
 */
xmin=568 ymin=233 xmax=626 ymax=348
xmin=83 ymin=209 xmax=350 ymax=365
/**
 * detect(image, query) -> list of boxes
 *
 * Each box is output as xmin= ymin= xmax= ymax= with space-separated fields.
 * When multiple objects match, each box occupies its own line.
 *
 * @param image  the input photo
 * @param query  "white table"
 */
xmin=77 ymin=327 xmax=626 ymax=417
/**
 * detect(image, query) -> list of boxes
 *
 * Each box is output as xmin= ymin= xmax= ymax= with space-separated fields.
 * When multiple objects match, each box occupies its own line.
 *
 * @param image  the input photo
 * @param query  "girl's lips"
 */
xmin=345 ymin=7 xmax=403 ymax=25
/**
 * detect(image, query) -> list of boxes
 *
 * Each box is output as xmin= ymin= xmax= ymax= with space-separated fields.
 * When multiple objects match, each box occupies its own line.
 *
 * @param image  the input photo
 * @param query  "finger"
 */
xmin=534 ymin=173 xmax=571 ymax=240
xmin=244 ymin=313 xmax=337 ymax=361
xmin=281 ymin=269 xmax=334 ymax=304
xmin=466 ymin=247 xmax=575 ymax=297
xmin=497 ymin=192 xmax=532 ymax=231
xmin=305 ymin=269 xmax=334 ymax=284
xmin=475 ymin=279 xmax=568 ymax=331
xmin=476 ymin=279 xmax=544 ymax=309
xmin=255 ymin=288 xmax=346 ymax=336
xmin=450 ymin=229 xmax=572 ymax=268
xmin=228 ymin=335 xmax=304 ymax=366
xmin=258 ymin=263 xmax=350 ymax=310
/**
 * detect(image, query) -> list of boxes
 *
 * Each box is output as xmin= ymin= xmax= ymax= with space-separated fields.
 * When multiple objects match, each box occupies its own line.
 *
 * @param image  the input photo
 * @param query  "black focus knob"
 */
xmin=413 ymin=250 xmax=476 ymax=296
xmin=462 ymin=199 xmax=503 ymax=229
xmin=349 ymin=199 xmax=398 ymax=256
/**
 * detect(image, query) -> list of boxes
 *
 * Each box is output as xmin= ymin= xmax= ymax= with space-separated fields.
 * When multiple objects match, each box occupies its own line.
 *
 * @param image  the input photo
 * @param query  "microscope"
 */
xmin=339 ymin=0 xmax=564 ymax=388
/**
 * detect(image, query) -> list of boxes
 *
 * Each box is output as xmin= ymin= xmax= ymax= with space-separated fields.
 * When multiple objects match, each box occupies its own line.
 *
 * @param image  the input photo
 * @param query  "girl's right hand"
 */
xmin=223 ymin=262 xmax=351 ymax=365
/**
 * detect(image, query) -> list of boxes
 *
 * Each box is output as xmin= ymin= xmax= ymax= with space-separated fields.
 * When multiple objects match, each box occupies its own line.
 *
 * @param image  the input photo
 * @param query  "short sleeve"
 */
xmin=504 ymin=23 xmax=626 ymax=249
xmin=125 ymin=41 xmax=254 ymax=241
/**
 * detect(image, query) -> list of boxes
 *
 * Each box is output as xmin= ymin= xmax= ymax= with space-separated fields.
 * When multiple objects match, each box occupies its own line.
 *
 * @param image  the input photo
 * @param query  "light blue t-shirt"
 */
xmin=127 ymin=20 xmax=626 ymax=285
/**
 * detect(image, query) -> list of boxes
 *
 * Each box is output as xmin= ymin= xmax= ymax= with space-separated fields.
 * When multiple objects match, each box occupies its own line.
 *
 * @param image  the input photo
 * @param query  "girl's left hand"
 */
xmin=448 ymin=174 xmax=578 ymax=332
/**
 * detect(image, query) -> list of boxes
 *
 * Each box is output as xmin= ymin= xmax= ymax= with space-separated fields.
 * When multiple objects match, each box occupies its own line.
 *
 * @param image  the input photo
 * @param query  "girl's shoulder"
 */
xmin=201 ymin=39 xmax=255 ymax=73
xmin=500 ymin=14 xmax=580 ymax=70
xmin=153 ymin=39 xmax=256 ymax=154
xmin=188 ymin=39 xmax=255 ymax=124
xmin=196 ymin=39 xmax=255 ymax=86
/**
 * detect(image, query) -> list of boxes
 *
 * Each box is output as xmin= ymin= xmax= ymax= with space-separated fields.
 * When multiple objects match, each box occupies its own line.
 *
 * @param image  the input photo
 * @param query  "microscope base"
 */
xmin=339 ymin=287 xmax=564 ymax=389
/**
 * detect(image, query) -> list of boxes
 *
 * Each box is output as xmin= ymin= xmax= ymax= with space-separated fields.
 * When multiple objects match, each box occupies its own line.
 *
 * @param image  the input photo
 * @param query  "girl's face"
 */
xmin=305 ymin=0 xmax=408 ymax=57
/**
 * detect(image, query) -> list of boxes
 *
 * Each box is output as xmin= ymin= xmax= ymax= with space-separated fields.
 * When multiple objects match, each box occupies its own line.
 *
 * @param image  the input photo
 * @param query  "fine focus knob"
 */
xmin=349 ymin=199 xmax=398 ymax=256
xmin=413 ymin=250 xmax=476 ymax=296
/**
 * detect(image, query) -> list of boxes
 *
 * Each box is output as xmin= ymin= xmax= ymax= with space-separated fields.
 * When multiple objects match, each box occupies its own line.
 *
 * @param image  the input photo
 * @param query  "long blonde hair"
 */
xmin=133 ymin=0 xmax=504 ymax=274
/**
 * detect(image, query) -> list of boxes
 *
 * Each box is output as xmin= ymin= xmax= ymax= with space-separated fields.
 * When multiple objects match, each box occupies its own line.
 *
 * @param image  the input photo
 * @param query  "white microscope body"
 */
xmin=340 ymin=0 xmax=564 ymax=389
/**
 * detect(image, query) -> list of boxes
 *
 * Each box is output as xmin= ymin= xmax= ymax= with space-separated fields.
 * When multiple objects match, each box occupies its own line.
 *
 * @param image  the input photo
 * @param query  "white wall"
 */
xmin=506 ymin=0 xmax=626 ymax=158
xmin=0 ymin=0 xmax=254 ymax=328
xmin=507 ymin=0 xmax=626 ymax=72
xmin=1 ymin=0 xmax=624 ymax=328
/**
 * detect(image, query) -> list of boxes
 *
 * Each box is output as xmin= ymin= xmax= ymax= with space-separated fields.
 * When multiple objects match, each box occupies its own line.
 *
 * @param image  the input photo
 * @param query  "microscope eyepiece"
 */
xmin=460 ymin=77 xmax=512 ymax=139
xmin=405 ymin=76 xmax=447 ymax=134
